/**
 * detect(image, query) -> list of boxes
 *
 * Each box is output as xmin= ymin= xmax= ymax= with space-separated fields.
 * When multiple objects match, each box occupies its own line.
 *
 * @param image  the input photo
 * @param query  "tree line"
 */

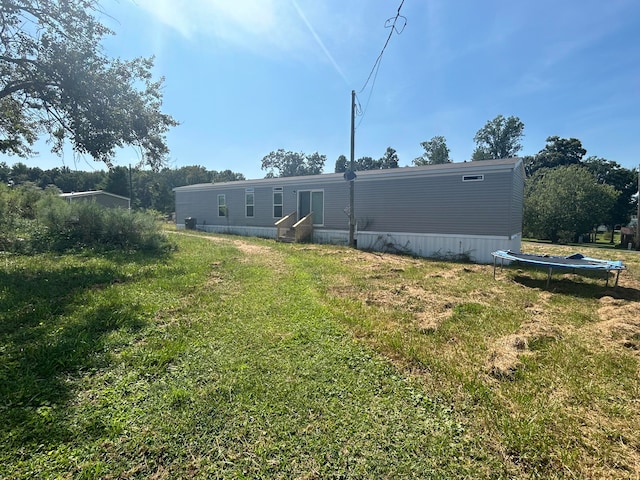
xmin=523 ymin=139 xmax=637 ymax=244
xmin=0 ymin=163 xmax=244 ymax=214
xmin=260 ymin=115 xmax=527 ymax=176
xmin=3 ymin=112 xmax=638 ymax=245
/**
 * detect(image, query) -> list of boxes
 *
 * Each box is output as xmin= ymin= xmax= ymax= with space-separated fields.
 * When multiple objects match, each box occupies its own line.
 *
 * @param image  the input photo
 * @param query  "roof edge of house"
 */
xmin=173 ymin=157 xmax=522 ymax=192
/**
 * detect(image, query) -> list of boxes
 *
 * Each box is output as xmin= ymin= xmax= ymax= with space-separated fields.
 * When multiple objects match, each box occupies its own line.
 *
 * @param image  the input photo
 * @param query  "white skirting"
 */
xmin=356 ymin=231 xmax=521 ymax=264
xmin=179 ymin=224 xmax=278 ymax=239
xmin=176 ymin=224 xmax=521 ymax=264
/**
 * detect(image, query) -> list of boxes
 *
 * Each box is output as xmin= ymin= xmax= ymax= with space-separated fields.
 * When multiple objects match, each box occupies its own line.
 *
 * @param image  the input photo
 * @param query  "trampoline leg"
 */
xmin=606 ymin=271 xmax=610 ymax=288
xmin=615 ymin=270 xmax=621 ymax=288
xmin=493 ymin=257 xmax=497 ymax=279
xmin=546 ymin=268 xmax=552 ymax=289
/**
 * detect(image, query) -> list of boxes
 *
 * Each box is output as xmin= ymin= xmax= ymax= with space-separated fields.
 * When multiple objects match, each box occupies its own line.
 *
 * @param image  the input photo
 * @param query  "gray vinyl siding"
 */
xmin=174 ymin=158 xmax=523 ymax=237
xmin=91 ymin=193 xmax=130 ymax=209
xmin=175 ymin=190 xmax=210 ymax=226
xmin=176 ymin=186 xmax=286 ymax=227
xmin=509 ymin=162 xmax=525 ymax=234
xmin=353 ymin=170 xmax=514 ymax=236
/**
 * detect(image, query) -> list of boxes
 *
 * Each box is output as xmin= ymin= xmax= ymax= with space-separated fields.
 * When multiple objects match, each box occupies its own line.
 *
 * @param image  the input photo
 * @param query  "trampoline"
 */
xmin=491 ymin=250 xmax=626 ymax=288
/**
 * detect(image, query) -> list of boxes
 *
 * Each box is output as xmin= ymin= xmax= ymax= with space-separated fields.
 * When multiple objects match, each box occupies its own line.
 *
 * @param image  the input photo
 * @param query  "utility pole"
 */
xmin=349 ymin=90 xmax=356 ymax=248
xmin=129 ymin=164 xmax=134 ymax=211
xmin=636 ymin=163 xmax=640 ymax=250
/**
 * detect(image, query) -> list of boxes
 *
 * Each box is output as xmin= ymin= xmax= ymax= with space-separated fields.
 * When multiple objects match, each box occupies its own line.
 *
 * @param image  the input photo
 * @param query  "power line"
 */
xmin=354 ymin=60 xmax=379 ymax=130
xmin=354 ymin=93 xmax=365 ymax=129
xmin=358 ymin=0 xmax=406 ymax=94
xmin=355 ymin=0 xmax=407 ymax=127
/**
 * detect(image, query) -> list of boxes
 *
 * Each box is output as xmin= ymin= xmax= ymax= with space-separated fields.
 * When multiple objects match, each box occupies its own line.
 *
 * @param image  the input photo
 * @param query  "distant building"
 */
xmin=60 ymin=190 xmax=130 ymax=209
xmin=621 ymin=227 xmax=636 ymax=247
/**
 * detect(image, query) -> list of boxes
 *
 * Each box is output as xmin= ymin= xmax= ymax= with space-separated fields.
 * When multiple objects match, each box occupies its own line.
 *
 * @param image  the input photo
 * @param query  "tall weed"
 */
xmin=0 ymin=184 xmax=172 ymax=253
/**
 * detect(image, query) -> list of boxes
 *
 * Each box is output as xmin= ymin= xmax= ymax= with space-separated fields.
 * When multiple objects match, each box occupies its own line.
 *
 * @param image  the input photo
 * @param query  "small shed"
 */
xmin=174 ymin=158 xmax=525 ymax=264
xmin=620 ymin=227 xmax=636 ymax=247
xmin=59 ymin=190 xmax=130 ymax=209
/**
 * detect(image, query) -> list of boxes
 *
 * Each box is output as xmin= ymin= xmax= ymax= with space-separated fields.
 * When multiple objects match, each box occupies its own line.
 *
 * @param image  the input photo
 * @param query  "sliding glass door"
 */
xmin=298 ymin=190 xmax=324 ymax=226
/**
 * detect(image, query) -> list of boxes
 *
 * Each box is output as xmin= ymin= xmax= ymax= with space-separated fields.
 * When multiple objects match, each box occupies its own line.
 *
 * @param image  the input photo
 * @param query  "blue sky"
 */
xmin=5 ymin=0 xmax=640 ymax=179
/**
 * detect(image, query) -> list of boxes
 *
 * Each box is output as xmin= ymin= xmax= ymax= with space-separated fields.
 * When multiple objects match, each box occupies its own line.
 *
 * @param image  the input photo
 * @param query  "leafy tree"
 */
xmin=379 ymin=147 xmax=399 ymax=169
xmin=53 ymin=166 xmax=105 ymax=192
xmin=130 ymin=166 xmax=241 ymax=212
xmin=413 ymin=136 xmax=451 ymax=165
xmin=174 ymin=165 xmax=211 ymax=185
xmin=1 ymin=0 xmax=178 ymax=169
xmin=261 ymin=149 xmax=325 ymax=177
xmin=354 ymin=156 xmax=377 ymax=171
xmin=472 ymin=115 xmax=524 ymax=160
xmin=350 ymin=148 xmax=400 ymax=171
xmin=0 ymin=161 xmax=10 ymax=182
xmin=131 ymin=169 xmax=156 ymax=210
xmin=212 ymin=169 xmax=245 ymax=183
xmin=99 ymin=166 xmax=130 ymax=197
xmin=525 ymin=136 xmax=586 ymax=176
xmin=9 ymin=162 xmax=30 ymax=184
xmin=471 ymin=148 xmax=493 ymax=161
xmin=524 ymin=165 xmax=618 ymax=243
xmin=583 ymin=157 xmax=637 ymax=241
xmin=334 ymin=155 xmax=348 ymax=173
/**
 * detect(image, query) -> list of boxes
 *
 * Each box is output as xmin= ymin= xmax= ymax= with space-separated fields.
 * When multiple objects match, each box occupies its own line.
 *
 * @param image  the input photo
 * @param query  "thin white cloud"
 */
xmin=135 ymin=0 xmax=300 ymax=52
xmin=290 ymin=0 xmax=349 ymax=85
xmin=134 ymin=0 xmax=351 ymax=80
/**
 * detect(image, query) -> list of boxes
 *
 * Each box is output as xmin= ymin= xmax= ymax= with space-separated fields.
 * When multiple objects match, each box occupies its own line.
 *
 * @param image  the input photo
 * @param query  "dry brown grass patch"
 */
xmin=173 ymin=231 xmax=287 ymax=272
xmin=231 ymin=240 xmax=274 ymax=257
xmin=615 ymin=268 xmax=640 ymax=294
xmin=485 ymin=292 xmax=559 ymax=380
xmin=487 ymin=318 xmax=563 ymax=379
xmin=591 ymin=296 xmax=640 ymax=353
xmin=415 ymin=304 xmax=456 ymax=333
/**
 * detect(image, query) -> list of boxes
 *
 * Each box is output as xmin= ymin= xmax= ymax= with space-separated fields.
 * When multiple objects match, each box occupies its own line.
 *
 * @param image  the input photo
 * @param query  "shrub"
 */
xmin=38 ymin=202 xmax=173 ymax=253
xmin=1 ymin=184 xmax=173 ymax=254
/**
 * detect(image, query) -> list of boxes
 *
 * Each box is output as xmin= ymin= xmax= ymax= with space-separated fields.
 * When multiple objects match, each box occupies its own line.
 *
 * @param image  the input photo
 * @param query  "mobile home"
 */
xmin=60 ymin=190 xmax=130 ymax=209
xmin=174 ymin=157 xmax=524 ymax=263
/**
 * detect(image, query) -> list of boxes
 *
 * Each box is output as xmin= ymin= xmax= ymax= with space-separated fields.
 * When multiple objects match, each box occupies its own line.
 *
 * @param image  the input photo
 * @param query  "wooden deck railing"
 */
xmin=275 ymin=211 xmax=297 ymax=241
xmin=292 ymin=212 xmax=313 ymax=243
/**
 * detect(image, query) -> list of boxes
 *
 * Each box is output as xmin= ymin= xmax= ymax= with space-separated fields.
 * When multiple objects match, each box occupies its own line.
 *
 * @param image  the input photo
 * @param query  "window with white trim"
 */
xmin=217 ymin=194 xmax=226 ymax=217
xmin=273 ymin=187 xmax=283 ymax=218
xmin=245 ymin=189 xmax=254 ymax=217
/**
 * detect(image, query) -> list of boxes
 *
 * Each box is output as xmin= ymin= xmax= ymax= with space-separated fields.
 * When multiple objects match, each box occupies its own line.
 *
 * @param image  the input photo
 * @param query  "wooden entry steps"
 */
xmin=275 ymin=212 xmax=313 ymax=243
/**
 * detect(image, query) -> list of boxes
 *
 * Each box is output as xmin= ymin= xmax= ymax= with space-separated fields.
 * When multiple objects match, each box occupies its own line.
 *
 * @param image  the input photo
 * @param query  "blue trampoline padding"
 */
xmin=491 ymin=250 xmax=626 ymax=271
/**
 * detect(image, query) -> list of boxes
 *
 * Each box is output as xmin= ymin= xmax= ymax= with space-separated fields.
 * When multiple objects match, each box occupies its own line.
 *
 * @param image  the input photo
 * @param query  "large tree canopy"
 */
xmin=261 ymin=149 xmax=325 ymax=177
xmin=524 ymin=165 xmax=618 ymax=243
xmin=583 ymin=156 xmax=638 ymax=238
xmin=378 ymin=147 xmax=399 ymax=169
xmin=334 ymin=154 xmax=348 ymax=173
xmin=472 ymin=115 xmax=524 ymax=160
xmin=0 ymin=0 xmax=178 ymax=169
xmin=413 ymin=135 xmax=450 ymax=165
xmin=524 ymin=136 xmax=587 ymax=176
xmin=333 ymin=148 xmax=399 ymax=173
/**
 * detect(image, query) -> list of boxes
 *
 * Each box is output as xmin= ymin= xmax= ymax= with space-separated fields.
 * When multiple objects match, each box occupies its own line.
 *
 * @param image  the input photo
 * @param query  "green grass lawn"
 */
xmin=1 ymin=233 xmax=639 ymax=478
